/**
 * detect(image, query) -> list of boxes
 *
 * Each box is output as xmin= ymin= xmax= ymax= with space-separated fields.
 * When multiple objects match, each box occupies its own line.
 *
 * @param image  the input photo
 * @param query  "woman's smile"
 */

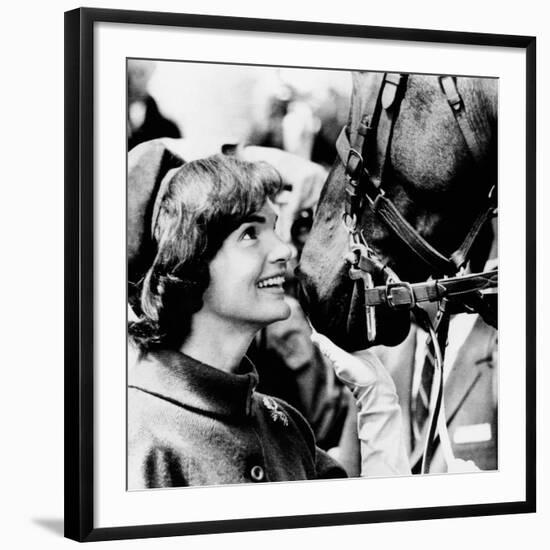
xmin=256 ymin=273 xmax=286 ymax=292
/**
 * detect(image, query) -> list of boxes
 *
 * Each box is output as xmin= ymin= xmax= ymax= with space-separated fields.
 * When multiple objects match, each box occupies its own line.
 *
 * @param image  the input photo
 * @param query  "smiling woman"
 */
xmin=129 ymin=153 xmax=285 ymax=353
xmin=127 ymin=143 xmax=349 ymax=489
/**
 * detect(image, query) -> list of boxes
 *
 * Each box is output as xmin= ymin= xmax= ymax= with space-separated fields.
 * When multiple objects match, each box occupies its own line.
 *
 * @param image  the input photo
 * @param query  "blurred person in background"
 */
xmin=309 ymin=86 xmax=350 ymax=168
xmin=247 ymin=70 xmax=349 ymax=168
xmin=247 ymin=74 xmax=294 ymax=153
xmin=127 ymin=60 xmax=182 ymax=151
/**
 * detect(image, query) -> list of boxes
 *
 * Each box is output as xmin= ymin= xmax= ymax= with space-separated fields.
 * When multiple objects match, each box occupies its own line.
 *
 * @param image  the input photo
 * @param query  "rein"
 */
xmin=336 ymin=72 xmax=498 ymax=473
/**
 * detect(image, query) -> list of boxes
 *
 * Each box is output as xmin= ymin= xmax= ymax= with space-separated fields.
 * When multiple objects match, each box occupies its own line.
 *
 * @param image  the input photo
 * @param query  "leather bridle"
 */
xmin=335 ymin=72 xmax=498 ymax=472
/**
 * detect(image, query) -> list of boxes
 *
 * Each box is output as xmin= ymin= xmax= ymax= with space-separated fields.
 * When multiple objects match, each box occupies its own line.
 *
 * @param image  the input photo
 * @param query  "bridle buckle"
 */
xmin=386 ymin=281 xmax=416 ymax=309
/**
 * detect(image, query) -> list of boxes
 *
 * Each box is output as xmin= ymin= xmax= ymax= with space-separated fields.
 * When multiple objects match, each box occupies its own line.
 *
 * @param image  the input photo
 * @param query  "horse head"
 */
xmin=298 ymin=72 xmax=497 ymax=351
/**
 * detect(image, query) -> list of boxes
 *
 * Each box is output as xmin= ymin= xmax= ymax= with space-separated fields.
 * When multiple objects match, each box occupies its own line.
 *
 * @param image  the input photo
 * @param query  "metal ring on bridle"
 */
xmin=342 ymin=212 xmax=357 ymax=233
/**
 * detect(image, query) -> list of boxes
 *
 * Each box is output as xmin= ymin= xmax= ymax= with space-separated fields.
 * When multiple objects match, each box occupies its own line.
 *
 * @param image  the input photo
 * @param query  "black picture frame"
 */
xmin=65 ymin=7 xmax=536 ymax=542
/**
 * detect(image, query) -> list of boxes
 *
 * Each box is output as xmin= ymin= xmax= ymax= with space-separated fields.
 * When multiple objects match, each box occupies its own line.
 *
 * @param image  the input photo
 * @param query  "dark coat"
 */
xmin=128 ymin=349 xmax=346 ymax=489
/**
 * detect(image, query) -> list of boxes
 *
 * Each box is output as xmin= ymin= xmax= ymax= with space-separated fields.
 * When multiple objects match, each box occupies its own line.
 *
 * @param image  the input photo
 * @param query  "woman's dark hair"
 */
xmin=129 ymin=154 xmax=283 ymax=352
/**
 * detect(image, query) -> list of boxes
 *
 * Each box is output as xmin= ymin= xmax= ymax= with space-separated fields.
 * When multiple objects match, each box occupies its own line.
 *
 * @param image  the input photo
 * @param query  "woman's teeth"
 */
xmin=257 ymin=276 xmax=285 ymax=288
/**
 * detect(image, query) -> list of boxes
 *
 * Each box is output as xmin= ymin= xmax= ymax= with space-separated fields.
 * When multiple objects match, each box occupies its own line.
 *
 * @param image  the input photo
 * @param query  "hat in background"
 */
xmin=127 ymin=139 xmax=184 ymax=287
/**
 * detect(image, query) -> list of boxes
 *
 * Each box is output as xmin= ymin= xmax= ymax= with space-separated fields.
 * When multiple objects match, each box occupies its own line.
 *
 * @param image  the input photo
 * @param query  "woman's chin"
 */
xmin=262 ymin=301 xmax=291 ymax=325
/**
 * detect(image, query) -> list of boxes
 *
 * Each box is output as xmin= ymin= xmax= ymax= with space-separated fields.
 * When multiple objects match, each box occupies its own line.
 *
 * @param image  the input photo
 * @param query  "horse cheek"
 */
xmin=298 ymin=222 xmax=352 ymax=346
xmin=298 ymin=164 xmax=354 ymax=345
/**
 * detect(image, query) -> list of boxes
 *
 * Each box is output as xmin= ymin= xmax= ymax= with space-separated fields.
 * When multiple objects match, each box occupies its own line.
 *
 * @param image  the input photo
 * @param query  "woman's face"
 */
xmin=200 ymin=201 xmax=292 ymax=330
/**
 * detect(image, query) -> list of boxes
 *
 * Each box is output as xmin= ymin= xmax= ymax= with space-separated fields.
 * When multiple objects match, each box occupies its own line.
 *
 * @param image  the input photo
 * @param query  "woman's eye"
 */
xmin=241 ymin=227 xmax=257 ymax=240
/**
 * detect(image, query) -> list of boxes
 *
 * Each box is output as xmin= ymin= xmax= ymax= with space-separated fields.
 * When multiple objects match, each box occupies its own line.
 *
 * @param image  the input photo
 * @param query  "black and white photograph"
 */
xmin=126 ymin=59 xmax=499 ymax=489
xmin=62 ymin=7 xmax=536 ymax=543
xmin=3 ymin=0 xmax=547 ymax=548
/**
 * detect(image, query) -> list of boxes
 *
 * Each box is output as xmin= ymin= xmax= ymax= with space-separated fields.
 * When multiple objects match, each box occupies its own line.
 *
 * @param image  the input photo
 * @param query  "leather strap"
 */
xmin=450 ymin=188 xmax=496 ymax=269
xmin=341 ymin=72 xmax=406 ymax=222
xmin=439 ymin=76 xmax=484 ymax=164
xmin=373 ymin=193 xmax=458 ymax=275
xmin=381 ymin=73 xmax=404 ymax=109
xmin=337 ymin=127 xmax=458 ymax=276
xmin=413 ymin=302 xmax=452 ymax=473
xmin=342 ymin=117 xmax=370 ymax=220
xmin=362 ymin=269 xmax=498 ymax=309
xmin=372 ymin=73 xmax=408 ymax=189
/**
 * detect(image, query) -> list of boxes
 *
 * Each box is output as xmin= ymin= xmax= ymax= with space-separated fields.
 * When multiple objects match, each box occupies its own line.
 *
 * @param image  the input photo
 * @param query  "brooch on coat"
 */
xmin=262 ymin=396 xmax=288 ymax=426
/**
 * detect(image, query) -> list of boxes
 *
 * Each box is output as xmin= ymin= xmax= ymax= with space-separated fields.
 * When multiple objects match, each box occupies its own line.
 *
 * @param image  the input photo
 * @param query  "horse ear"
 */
xmin=127 ymin=139 xmax=185 ymax=286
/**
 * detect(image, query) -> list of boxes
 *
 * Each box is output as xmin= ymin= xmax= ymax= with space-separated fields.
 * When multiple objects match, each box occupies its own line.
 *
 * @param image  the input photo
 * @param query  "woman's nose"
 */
xmin=268 ymin=233 xmax=293 ymax=263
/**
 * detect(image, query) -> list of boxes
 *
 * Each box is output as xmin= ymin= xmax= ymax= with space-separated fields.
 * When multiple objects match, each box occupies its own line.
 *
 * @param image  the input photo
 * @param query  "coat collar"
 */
xmin=129 ymin=349 xmax=259 ymax=418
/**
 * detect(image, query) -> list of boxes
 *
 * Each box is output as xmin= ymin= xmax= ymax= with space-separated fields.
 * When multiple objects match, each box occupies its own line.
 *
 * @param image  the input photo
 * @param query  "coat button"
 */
xmin=250 ymin=465 xmax=265 ymax=482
